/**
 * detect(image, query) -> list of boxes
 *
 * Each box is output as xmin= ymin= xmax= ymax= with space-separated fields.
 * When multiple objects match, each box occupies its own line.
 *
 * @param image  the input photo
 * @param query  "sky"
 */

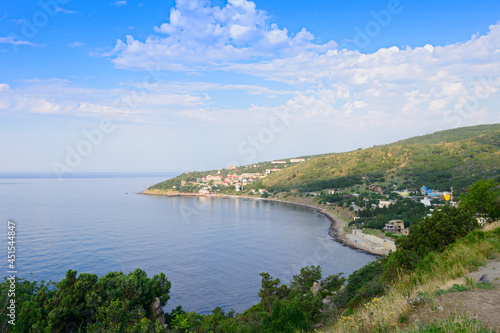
xmin=1 ymin=0 xmax=500 ymax=174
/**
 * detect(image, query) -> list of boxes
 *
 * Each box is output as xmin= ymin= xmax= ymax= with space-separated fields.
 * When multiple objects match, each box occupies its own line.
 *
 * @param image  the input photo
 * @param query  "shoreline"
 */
xmin=255 ymin=197 xmax=384 ymax=256
xmin=141 ymin=190 xmax=387 ymax=256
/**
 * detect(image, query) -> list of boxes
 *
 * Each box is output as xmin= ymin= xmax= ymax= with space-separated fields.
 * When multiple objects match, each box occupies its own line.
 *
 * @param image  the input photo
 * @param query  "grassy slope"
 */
xmin=323 ymin=225 xmax=500 ymax=333
xmin=261 ymin=124 xmax=500 ymax=191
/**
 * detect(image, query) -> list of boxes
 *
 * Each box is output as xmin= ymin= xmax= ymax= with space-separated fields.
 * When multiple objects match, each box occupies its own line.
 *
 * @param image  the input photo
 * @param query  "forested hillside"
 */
xmin=261 ymin=124 xmax=500 ymax=193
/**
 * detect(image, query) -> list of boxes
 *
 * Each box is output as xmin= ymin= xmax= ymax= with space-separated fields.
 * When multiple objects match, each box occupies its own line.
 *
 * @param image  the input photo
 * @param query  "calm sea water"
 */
xmin=0 ymin=173 xmax=374 ymax=314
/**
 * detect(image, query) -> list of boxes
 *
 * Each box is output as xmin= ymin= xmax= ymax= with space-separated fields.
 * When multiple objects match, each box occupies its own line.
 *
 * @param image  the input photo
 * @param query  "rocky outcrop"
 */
xmin=150 ymin=297 xmax=168 ymax=331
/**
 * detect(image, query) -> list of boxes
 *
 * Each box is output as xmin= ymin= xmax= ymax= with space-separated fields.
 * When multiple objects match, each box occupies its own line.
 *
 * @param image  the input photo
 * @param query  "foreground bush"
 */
xmin=0 ymin=269 xmax=170 ymax=332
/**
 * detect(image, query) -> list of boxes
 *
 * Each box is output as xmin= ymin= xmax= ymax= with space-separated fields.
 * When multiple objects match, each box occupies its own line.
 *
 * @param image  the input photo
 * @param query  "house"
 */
xmin=290 ymin=158 xmax=305 ymax=163
xmin=271 ymin=160 xmax=287 ymax=164
xmin=378 ymin=200 xmax=392 ymax=208
xmin=384 ymin=220 xmax=406 ymax=234
xmin=350 ymin=202 xmax=363 ymax=212
xmin=369 ymin=185 xmax=382 ymax=192
xmin=420 ymin=198 xmax=432 ymax=207
xmin=440 ymin=191 xmax=452 ymax=201
xmin=421 ymin=186 xmax=441 ymax=198
xmin=258 ymin=189 xmax=268 ymax=194
xmin=378 ymin=200 xmax=396 ymax=208
xmin=327 ymin=189 xmax=336 ymax=195
xmin=199 ymin=187 xmax=211 ymax=195
xmin=398 ymin=190 xmax=410 ymax=198
xmin=180 ymin=179 xmax=187 ymax=186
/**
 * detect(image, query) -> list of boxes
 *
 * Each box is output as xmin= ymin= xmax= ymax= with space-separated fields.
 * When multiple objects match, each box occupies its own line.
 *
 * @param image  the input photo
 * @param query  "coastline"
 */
xmin=257 ymin=197 xmax=386 ymax=256
xmin=141 ymin=190 xmax=388 ymax=256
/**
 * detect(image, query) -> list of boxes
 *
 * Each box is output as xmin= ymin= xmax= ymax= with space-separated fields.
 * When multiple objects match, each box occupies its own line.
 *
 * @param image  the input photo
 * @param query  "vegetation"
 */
xmin=0 ymin=269 xmax=171 ymax=332
xmin=261 ymin=124 xmax=500 ymax=194
xmin=391 ymin=204 xmax=478 ymax=271
xmin=460 ymin=179 xmax=500 ymax=221
xmin=354 ymin=197 xmax=430 ymax=229
xmin=163 ymin=265 xmax=346 ymax=333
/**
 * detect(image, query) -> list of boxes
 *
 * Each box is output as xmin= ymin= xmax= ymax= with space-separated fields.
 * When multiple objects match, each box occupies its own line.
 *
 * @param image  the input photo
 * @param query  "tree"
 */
xmin=290 ymin=265 xmax=322 ymax=293
xmin=258 ymin=273 xmax=289 ymax=314
xmin=395 ymin=204 xmax=478 ymax=270
xmin=340 ymin=259 xmax=385 ymax=309
xmin=460 ymin=179 xmax=500 ymax=221
xmin=322 ymin=273 xmax=346 ymax=294
xmin=263 ymin=298 xmax=309 ymax=333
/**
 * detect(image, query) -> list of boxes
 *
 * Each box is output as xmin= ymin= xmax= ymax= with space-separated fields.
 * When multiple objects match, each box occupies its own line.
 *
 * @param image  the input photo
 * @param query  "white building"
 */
xmin=378 ymin=200 xmax=392 ymax=208
xmin=420 ymin=198 xmax=432 ymax=207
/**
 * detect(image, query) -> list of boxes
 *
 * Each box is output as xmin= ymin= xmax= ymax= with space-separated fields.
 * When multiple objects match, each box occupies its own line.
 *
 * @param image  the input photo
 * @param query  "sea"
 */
xmin=0 ymin=172 xmax=374 ymax=314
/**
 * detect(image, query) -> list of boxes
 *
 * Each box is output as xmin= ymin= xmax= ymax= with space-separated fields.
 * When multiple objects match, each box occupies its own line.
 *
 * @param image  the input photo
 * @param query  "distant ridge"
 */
xmin=261 ymin=123 xmax=500 ymax=192
xmin=387 ymin=124 xmax=500 ymax=146
xmin=150 ymin=124 xmax=500 ymax=194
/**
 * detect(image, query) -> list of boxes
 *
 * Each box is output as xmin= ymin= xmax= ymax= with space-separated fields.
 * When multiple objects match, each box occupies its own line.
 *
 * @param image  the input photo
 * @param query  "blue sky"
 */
xmin=1 ymin=0 xmax=499 ymax=173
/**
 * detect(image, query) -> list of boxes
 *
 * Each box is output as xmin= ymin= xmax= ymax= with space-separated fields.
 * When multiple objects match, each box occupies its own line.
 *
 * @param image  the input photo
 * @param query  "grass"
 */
xmin=401 ymin=315 xmax=496 ymax=332
xmin=321 ymin=227 xmax=500 ymax=333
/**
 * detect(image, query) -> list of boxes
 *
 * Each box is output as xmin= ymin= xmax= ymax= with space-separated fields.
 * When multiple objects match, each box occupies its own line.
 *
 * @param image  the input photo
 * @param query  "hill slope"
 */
xmin=261 ymin=124 xmax=500 ymax=192
xmin=149 ymin=124 xmax=500 ymax=194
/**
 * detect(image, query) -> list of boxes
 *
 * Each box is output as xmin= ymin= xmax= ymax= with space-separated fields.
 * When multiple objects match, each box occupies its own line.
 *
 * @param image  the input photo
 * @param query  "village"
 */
xmin=173 ymin=158 xmax=306 ymax=195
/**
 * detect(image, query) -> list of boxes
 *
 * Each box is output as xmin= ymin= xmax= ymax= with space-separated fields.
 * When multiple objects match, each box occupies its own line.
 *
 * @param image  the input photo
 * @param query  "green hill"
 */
xmin=150 ymin=124 xmax=500 ymax=194
xmin=261 ymin=124 xmax=500 ymax=193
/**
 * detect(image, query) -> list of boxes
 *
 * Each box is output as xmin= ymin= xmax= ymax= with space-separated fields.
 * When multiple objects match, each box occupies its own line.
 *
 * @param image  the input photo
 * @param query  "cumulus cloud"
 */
xmin=32 ymin=99 xmax=61 ymax=114
xmin=110 ymin=0 xmax=335 ymax=70
xmin=108 ymin=0 xmax=500 ymax=133
xmin=230 ymin=23 xmax=500 ymax=87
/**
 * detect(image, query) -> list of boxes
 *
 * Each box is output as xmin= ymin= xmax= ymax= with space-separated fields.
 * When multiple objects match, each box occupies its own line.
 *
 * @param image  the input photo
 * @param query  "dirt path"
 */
xmin=406 ymin=256 xmax=500 ymax=331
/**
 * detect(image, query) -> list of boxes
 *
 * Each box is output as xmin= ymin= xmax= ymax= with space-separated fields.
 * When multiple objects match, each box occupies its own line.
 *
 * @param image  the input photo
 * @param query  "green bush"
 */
xmin=394 ymin=204 xmax=477 ymax=270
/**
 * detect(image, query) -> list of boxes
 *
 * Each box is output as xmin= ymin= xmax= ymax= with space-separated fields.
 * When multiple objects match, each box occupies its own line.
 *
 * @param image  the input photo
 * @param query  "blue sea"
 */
xmin=0 ymin=173 xmax=374 ymax=313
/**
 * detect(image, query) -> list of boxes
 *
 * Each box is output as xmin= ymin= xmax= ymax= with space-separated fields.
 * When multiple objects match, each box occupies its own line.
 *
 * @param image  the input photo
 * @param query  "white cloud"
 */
xmin=77 ymin=102 xmax=123 ymax=115
xmin=113 ymin=1 xmax=127 ymax=6
xmin=55 ymin=7 xmax=78 ymax=14
xmin=32 ymin=99 xmax=61 ymax=114
xmin=110 ymin=0 xmax=335 ymax=70
xmin=0 ymin=79 xmax=215 ymax=120
xmin=9 ymin=18 xmax=25 ymax=25
xmin=0 ymin=83 xmax=10 ymax=92
xmin=68 ymin=41 xmax=85 ymax=48
xmin=0 ymin=37 xmax=42 ymax=47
